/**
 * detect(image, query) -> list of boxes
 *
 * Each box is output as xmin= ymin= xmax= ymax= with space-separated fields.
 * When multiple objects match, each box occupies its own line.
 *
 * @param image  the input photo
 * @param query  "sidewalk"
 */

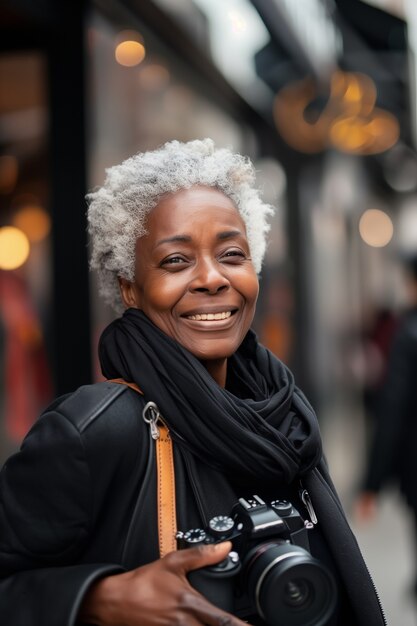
xmin=351 ymin=492 xmax=416 ymax=626
xmin=321 ymin=403 xmax=416 ymax=626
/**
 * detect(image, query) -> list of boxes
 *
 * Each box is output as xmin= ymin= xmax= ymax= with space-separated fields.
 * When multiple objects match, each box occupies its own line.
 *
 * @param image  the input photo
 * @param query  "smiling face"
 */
xmin=119 ymin=185 xmax=259 ymax=385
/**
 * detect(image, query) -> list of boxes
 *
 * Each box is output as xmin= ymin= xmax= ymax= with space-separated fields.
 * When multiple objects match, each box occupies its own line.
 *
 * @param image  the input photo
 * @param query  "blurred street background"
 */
xmin=1 ymin=0 xmax=417 ymax=623
xmin=323 ymin=403 xmax=417 ymax=625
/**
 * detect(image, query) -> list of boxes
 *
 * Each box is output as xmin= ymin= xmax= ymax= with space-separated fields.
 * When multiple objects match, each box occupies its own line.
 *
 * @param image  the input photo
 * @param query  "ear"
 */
xmin=118 ymin=277 xmax=140 ymax=309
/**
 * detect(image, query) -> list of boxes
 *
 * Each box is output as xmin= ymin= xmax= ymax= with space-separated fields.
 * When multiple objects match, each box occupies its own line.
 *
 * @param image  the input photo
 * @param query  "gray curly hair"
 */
xmin=87 ymin=138 xmax=274 ymax=312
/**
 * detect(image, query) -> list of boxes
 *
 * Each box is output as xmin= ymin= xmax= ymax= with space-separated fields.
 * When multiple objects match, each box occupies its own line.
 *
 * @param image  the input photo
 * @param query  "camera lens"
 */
xmin=244 ymin=542 xmax=337 ymax=626
xmin=283 ymin=579 xmax=312 ymax=608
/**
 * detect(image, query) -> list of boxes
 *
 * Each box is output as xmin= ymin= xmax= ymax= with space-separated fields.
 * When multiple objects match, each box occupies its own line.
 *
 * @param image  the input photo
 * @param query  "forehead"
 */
xmin=145 ymin=186 xmax=246 ymax=237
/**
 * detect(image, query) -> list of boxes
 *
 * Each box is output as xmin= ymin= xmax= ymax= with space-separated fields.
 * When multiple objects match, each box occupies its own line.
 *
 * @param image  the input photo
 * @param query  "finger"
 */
xmin=182 ymin=589 xmax=248 ymax=626
xmin=164 ymin=542 xmax=233 ymax=574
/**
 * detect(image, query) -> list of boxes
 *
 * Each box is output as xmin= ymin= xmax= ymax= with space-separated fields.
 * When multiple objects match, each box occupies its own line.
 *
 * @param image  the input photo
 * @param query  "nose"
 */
xmin=189 ymin=257 xmax=230 ymax=295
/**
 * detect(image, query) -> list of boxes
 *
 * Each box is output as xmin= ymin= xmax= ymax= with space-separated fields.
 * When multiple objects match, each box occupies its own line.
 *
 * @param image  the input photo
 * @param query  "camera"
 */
xmin=177 ymin=495 xmax=337 ymax=626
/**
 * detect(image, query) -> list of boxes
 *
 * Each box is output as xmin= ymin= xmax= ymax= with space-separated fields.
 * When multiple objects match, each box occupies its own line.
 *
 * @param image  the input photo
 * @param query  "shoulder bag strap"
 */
xmin=108 ymin=378 xmax=177 ymax=557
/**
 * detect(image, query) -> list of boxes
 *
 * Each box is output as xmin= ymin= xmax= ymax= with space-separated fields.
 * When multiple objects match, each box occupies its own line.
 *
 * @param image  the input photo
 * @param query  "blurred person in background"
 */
xmin=356 ymin=254 xmax=417 ymax=596
xmin=360 ymin=304 xmax=399 ymax=456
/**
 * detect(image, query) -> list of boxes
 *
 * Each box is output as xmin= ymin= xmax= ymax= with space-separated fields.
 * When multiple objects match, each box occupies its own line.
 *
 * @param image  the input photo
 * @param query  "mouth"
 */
xmin=186 ymin=310 xmax=234 ymax=321
xmin=180 ymin=307 xmax=239 ymax=323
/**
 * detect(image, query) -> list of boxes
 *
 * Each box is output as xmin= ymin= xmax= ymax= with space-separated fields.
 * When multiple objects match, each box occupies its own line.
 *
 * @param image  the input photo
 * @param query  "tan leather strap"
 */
xmin=109 ymin=377 xmax=144 ymax=395
xmin=108 ymin=378 xmax=177 ymax=557
xmin=155 ymin=422 xmax=177 ymax=557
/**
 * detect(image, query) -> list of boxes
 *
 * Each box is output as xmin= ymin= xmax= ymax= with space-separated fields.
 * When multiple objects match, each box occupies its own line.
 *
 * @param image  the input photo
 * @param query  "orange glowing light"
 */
xmin=273 ymin=69 xmax=398 ymax=155
xmin=0 ymin=226 xmax=30 ymax=270
xmin=359 ymin=209 xmax=394 ymax=248
xmin=12 ymin=205 xmax=51 ymax=242
xmin=331 ymin=71 xmax=376 ymax=117
xmin=330 ymin=110 xmax=399 ymax=155
xmin=115 ymin=31 xmax=145 ymax=67
xmin=273 ymin=78 xmax=330 ymax=153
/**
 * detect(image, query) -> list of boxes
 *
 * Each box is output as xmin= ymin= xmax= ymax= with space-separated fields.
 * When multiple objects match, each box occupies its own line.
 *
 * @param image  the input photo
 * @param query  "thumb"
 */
xmin=165 ymin=541 xmax=233 ymax=574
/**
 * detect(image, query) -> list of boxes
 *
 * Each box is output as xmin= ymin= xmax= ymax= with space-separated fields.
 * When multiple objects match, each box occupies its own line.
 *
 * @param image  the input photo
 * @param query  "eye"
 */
xmin=160 ymin=255 xmax=188 ymax=267
xmin=224 ymin=250 xmax=244 ymax=257
xmin=221 ymin=249 xmax=247 ymax=262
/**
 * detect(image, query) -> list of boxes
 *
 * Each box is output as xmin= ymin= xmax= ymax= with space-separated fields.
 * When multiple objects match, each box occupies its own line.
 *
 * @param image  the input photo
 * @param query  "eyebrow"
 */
xmin=154 ymin=230 xmax=244 ymax=248
xmin=217 ymin=230 xmax=244 ymax=240
xmin=155 ymin=235 xmax=192 ymax=247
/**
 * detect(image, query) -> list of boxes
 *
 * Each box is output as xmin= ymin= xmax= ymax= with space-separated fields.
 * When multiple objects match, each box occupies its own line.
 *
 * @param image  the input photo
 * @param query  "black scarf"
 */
xmin=99 ymin=308 xmax=322 ymax=483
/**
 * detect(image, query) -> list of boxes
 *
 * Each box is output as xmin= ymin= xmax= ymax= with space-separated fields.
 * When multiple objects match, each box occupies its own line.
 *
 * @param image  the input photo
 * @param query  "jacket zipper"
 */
xmin=142 ymin=401 xmax=164 ymax=439
xmin=312 ymin=467 xmax=387 ymax=625
xmin=299 ymin=483 xmax=318 ymax=525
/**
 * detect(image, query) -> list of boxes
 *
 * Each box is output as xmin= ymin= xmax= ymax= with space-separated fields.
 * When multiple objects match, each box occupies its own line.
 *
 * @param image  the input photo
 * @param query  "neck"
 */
xmin=201 ymin=358 xmax=227 ymax=387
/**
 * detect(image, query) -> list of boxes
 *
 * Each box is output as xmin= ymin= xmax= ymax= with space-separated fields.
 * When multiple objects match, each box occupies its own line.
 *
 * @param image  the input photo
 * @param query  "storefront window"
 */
xmin=0 ymin=52 xmax=53 ymax=460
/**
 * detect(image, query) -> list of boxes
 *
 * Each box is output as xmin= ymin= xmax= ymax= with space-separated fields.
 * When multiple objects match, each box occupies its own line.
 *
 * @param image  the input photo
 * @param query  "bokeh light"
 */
xmin=12 ymin=204 xmax=51 ymax=242
xmin=359 ymin=209 xmax=394 ymax=248
xmin=274 ymin=70 xmax=399 ymax=155
xmin=227 ymin=10 xmax=247 ymax=33
xmin=331 ymin=71 xmax=376 ymax=117
xmin=115 ymin=31 xmax=145 ymax=67
xmin=138 ymin=63 xmax=170 ymax=91
xmin=0 ymin=226 xmax=30 ymax=270
xmin=330 ymin=110 xmax=399 ymax=155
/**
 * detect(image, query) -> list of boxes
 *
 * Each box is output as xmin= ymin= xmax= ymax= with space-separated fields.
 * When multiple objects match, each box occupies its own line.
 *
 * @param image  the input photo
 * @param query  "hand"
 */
xmin=354 ymin=492 xmax=378 ymax=524
xmin=79 ymin=541 xmax=249 ymax=626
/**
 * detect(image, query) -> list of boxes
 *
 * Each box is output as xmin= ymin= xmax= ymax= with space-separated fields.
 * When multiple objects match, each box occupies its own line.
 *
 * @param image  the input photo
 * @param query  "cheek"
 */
xmin=231 ymin=269 xmax=259 ymax=333
xmin=240 ymin=271 xmax=259 ymax=309
xmin=140 ymin=277 xmax=182 ymax=312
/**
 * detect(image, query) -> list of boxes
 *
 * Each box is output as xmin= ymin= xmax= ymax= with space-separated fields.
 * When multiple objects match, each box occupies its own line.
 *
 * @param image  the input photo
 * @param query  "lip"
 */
xmin=180 ymin=305 xmax=239 ymax=318
xmin=180 ymin=313 xmax=239 ymax=330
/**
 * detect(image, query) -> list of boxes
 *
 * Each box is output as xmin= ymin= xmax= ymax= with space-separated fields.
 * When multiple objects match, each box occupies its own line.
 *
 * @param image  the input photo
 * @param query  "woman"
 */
xmin=0 ymin=139 xmax=385 ymax=625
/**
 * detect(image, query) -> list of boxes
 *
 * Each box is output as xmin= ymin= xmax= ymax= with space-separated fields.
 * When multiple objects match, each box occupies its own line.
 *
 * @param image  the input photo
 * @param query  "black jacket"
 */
xmin=0 ymin=382 xmax=385 ymax=625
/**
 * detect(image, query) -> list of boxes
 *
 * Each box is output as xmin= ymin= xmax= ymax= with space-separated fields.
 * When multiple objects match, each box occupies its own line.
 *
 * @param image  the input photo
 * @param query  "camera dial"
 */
xmin=209 ymin=516 xmax=235 ymax=538
xmin=271 ymin=500 xmax=293 ymax=516
xmin=183 ymin=528 xmax=206 ymax=545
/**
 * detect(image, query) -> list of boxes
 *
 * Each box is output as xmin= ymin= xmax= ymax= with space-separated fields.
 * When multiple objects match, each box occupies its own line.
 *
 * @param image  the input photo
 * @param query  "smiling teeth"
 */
xmin=187 ymin=311 xmax=232 ymax=321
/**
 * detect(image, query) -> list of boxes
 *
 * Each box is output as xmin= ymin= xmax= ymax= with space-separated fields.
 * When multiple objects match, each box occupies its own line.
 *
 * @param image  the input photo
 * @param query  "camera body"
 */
xmin=178 ymin=495 xmax=336 ymax=626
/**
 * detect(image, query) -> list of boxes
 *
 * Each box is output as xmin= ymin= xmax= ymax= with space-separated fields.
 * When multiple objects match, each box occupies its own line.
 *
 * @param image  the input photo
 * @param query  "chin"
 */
xmin=190 ymin=343 xmax=239 ymax=362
